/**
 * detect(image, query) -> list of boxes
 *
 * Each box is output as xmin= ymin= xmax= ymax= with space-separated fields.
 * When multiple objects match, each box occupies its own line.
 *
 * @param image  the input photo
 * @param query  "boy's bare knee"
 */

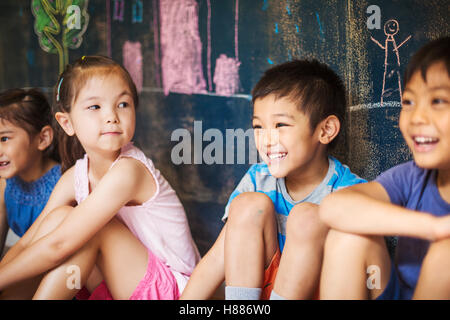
xmin=286 ymin=203 xmax=327 ymax=241
xmin=227 ymin=192 xmax=274 ymax=227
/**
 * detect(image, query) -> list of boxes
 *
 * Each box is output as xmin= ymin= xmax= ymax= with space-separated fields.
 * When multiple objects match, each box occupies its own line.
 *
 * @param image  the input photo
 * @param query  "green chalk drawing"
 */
xmin=32 ymin=0 xmax=90 ymax=73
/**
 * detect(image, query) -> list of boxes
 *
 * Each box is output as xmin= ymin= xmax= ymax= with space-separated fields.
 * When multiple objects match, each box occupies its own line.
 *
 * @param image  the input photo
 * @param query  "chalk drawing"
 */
xmin=349 ymin=101 xmax=401 ymax=112
xmin=123 ymin=40 xmax=143 ymax=93
xmin=106 ymin=0 xmax=112 ymax=56
xmin=31 ymin=0 xmax=90 ymax=73
xmin=159 ymin=0 xmax=206 ymax=95
xmin=371 ymin=19 xmax=411 ymax=106
xmin=206 ymin=0 xmax=212 ymax=91
xmin=213 ymin=0 xmax=241 ymax=96
xmin=113 ymin=0 xmax=124 ymax=22
xmin=152 ymin=0 xmax=161 ymax=87
xmin=132 ymin=0 xmax=143 ymax=24
xmin=213 ymin=54 xmax=241 ymax=96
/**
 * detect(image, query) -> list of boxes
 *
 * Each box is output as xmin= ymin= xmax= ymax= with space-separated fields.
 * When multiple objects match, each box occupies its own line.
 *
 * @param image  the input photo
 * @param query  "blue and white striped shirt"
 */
xmin=222 ymin=157 xmax=365 ymax=251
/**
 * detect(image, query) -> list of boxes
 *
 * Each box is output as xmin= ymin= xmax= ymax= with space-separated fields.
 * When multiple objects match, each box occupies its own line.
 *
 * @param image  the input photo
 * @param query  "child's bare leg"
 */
xmin=413 ymin=238 xmax=450 ymax=299
xmin=0 ymin=206 xmax=72 ymax=300
xmin=224 ymin=192 xmax=278 ymax=292
xmin=0 ymin=277 xmax=43 ymax=300
xmin=320 ymin=230 xmax=391 ymax=300
xmin=31 ymin=206 xmax=148 ymax=300
xmin=181 ymin=225 xmax=226 ymax=299
xmin=272 ymin=203 xmax=328 ymax=299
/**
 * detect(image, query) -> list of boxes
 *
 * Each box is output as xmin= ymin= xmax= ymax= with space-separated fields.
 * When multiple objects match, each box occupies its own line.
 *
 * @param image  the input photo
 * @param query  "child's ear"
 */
xmin=55 ymin=112 xmax=75 ymax=136
xmin=318 ymin=115 xmax=340 ymax=145
xmin=37 ymin=125 xmax=54 ymax=151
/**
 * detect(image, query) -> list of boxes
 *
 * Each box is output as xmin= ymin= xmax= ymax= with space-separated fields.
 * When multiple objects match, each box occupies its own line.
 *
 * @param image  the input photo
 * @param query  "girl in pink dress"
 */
xmin=0 ymin=56 xmax=200 ymax=300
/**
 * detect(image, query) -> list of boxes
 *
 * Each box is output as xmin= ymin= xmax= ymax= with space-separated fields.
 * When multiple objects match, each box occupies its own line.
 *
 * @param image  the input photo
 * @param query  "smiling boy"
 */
xmin=319 ymin=37 xmax=450 ymax=300
xmin=181 ymin=59 xmax=365 ymax=300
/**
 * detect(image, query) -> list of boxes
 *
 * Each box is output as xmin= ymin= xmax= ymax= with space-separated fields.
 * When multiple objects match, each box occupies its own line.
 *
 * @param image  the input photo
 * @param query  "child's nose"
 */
xmin=105 ymin=109 xmax=119 ymax=124
xmin=262 ymin=129 xmax=279 ymax=147
xmin=410 ymin=104 xmax=429 ymax=125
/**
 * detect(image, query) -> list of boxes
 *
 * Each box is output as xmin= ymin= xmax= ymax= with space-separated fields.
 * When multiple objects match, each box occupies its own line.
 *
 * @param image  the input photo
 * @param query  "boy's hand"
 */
xmin=434 ymin=215 xmax=450 ymax=241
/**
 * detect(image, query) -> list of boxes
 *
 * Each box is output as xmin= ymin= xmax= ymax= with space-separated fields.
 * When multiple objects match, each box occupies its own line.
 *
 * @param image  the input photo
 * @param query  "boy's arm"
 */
xmin=319 ymin=181 xmax=442 ymax=241
xmin=180 ymin=224 xmax=226 ymax=300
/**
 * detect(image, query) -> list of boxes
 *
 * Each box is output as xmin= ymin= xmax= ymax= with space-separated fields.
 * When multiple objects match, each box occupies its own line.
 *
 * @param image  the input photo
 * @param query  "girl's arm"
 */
xmin=0 ymin=180 xmax=8 ymax=257
xmin=0 ymin=167 xmax=76 ymax=267
xmin=0 ymin=158 xmax=155 ymax=290
xmin=319 ymin=181 xmax=444 ymax=241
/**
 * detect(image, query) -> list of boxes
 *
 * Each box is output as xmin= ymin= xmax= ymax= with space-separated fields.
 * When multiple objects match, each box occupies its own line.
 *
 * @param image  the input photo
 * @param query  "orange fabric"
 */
xmin=260 ymin=248 xmax=281 ymax=300
xmin=259 ymin=248 xmax=320 ymax=300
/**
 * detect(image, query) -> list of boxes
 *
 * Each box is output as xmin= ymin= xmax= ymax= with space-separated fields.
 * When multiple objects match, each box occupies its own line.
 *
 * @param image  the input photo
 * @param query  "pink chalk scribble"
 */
xmin=123 ymin=41 xmax=143 ymax=93
xmin=159 ymin=0 xmax=206 ymax=96
xmin=212 ymin=0 xmax=241 ymax=96
xmin=213 ymin=54 xmax=241 ymax=96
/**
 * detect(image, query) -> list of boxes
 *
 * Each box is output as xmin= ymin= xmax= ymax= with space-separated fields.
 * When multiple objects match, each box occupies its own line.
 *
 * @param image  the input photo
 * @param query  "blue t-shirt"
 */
xmin=4 ymin=164 xmax=61 ymax=237
xmin=376 ymin=160 xmax=450 ymax=300
xmin=222 ymin=156 xmax=366 ymax=251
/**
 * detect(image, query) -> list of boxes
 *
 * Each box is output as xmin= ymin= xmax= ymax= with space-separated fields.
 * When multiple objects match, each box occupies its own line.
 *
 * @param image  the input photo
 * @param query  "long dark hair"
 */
xmin=53 ymin=55 xmax=139 ymax=172
xmin=0 ymin=88 xmax=60 ymax=162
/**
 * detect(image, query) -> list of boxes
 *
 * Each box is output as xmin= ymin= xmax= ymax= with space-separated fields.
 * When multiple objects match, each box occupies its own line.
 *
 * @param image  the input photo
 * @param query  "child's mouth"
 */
xmin=0 ymin=161 xmax=10 ymax=168
xmin=267 ymin=152 xmax=287 ymax=164
xmin=412 ymin=136 xmax=439 ymax=152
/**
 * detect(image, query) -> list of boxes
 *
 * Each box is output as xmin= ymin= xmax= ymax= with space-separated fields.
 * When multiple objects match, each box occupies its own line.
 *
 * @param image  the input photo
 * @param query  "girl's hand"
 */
xmin=434 ymin=215 xmax=450 ymax=241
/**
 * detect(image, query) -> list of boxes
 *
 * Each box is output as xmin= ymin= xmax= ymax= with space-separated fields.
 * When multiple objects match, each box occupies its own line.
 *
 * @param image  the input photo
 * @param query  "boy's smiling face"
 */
xmin=400 ymin=61 xmax=450 ymax=170
xmin=252 ymin=94 xmax=326 ymax=179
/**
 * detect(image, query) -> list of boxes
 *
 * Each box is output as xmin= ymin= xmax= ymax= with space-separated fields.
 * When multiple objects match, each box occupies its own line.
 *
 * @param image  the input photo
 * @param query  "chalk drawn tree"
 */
xmin=32 ymin=0 xmax=90 ymax=73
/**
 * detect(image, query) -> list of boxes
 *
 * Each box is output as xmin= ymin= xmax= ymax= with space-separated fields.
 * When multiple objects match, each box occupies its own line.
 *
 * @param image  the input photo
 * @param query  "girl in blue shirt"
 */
xmin=0 ymin=88 xmax=60 ymax=256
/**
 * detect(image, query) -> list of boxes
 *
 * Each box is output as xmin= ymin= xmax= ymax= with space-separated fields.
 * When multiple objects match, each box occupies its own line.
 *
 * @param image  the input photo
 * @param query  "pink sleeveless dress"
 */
xmin=74 ymin=142 xmax=200 ymax=299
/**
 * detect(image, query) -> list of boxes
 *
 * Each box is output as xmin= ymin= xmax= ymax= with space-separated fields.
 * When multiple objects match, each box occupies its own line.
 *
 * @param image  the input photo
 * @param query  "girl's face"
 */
xmin=62 ymin=72 xmax=136 ymax=156
xmin=400 ymin=61 xmax=450 ymax=170
xmin=0 ymin=119 xmax=41 ymax=180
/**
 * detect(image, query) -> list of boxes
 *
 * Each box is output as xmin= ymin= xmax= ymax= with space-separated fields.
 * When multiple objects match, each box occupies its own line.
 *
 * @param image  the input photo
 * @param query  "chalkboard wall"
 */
xmin=0 ymin=0 xmax=448 ymax=254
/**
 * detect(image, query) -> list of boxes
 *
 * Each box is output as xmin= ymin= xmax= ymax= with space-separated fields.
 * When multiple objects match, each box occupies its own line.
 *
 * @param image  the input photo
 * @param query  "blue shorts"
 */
xmin=376 ymin=262 xmax=401 ymax=300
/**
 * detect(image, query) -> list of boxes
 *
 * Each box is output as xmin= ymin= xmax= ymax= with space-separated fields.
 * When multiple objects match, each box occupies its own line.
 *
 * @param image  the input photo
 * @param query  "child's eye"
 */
xmin=432 ymin=98 xmax=448 ymax=105
xmin=252 ymin=124 xmax=262 ymax=129
xmin=0 ymin=136 xmax=9 ymax=142
xmin=275 ymin=123 xmax=289 ymax=128
xmin=118 ymin=102 xmax=129 ymax=108
xmin=87 ymin=105 xmax=100 ymax=110
xmin=401 ymin=99 xmax=414 ymax=109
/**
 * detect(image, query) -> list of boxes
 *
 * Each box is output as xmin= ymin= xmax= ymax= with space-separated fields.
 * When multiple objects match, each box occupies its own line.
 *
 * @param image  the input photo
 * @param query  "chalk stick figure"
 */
xmin=371 ymin=19 xmax=411 ymax=106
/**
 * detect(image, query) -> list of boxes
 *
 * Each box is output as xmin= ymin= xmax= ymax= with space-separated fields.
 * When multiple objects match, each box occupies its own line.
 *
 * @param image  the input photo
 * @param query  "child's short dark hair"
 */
xmin=0 ymin=88 xmax=59 ymax=162
xmin=251 ymin=59 xmax=346 ymax=149
xmin=404 ymin=36 xmax=450 ymax=86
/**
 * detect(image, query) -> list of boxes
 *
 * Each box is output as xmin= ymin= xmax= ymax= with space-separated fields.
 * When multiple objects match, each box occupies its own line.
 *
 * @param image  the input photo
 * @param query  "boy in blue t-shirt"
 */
xmin=181 ymin=60 xmax=364 ymax=300
xmin=319 ymin=37 xmax=450 ymax=300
